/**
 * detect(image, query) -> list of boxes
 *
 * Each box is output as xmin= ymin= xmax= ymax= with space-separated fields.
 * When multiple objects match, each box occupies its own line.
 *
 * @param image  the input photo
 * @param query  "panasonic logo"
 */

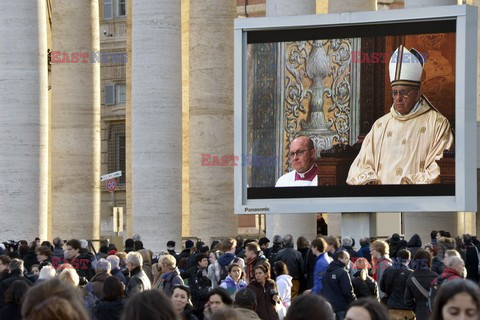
xmin=244 ymin=207 xmax=270 ymax=213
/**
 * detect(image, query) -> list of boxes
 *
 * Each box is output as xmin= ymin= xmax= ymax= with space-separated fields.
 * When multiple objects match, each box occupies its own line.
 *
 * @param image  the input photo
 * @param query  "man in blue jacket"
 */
xmin=310 ymin=237 xmax=332 ymax=295
xmin=322 ymin=251 xmax=356 ymax=320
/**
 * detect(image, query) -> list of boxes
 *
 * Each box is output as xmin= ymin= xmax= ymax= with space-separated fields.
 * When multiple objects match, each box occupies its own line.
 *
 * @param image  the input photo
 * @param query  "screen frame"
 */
xmin=234 ymin=5 xmax=477 ymax=214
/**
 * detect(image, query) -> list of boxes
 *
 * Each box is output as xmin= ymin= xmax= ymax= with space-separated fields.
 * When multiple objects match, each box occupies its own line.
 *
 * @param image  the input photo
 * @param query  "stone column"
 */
xmin=189 ymin=0 xmax=238 ymax=243
xmin=0 ymin=0 xmax=48 ymax=241
xmin=131 ymin=0 xmax=182 ymax=250
xmin=51 ymin=0 xmax=101 ymax=240
xmin=264 ymin=0 xmax=318 ymax=244
xmin=401 ymin=0 xmax=460 ymax=243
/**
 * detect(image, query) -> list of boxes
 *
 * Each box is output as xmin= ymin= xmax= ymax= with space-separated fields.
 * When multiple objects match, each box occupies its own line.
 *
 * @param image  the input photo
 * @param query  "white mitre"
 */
xmin=389 ymin=45 xmax=424 ymax=87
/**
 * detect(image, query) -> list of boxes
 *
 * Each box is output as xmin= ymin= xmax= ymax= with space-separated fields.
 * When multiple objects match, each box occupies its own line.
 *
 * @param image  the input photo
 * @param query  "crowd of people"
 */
xmin=0 ymin=230 xmax=480 ymax=320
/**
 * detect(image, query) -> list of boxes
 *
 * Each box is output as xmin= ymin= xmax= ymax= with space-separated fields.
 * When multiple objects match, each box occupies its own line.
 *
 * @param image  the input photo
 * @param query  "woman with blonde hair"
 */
xmin=158 ymin=254 xmax=184 ymax=296
xmin=59 ymin=267 xmax=80 ymax=287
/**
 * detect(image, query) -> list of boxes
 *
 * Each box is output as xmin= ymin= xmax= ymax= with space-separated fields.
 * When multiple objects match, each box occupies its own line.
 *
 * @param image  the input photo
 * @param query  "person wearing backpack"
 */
xmin=428 ymin=255 xmax=465 ymax=312
xmin=217 ymin=238 xmax=245 ymax=284
xmin=380 ymin=249 xmax=414 ymax=320
xmin=404 ymin=249 xmax=438 ymax=320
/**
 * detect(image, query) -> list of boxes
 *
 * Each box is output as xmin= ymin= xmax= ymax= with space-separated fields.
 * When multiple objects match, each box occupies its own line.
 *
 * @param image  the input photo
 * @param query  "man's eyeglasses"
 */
xmin=391 ymin=89 xmax=416 ymax=98
xmin=289 ymin=149 xmax=310 ymax=159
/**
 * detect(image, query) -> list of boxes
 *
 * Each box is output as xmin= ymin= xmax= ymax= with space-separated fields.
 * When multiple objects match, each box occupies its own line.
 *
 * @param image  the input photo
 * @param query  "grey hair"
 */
xmin=127 ymin=251 xmax=143 ymax=268
xmin=95 ymin=258 xmax=111 ymax=273
xmin=79 ymin=239 xmax=88 ymax=249
xmin=283 ymin=234 xmax=294 ymax=248
xmin=446 ymin=255 xmax=464 ymax=268
xmin=106 ymin=255 xmax=120 ymax=269
xmin=38 ymin=265 xmax=56 ymax=280
xmin=342 ymin=237 xmax=353 ymax=247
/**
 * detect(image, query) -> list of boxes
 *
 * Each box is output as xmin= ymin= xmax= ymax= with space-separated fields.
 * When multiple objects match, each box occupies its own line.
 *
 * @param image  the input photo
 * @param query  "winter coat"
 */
xmin=404 ymin=268 xmax=438 ymax=319
xmin=407 ymin=234 xmax=422 ymax=258
xmin=312 ymin=253 xmax=332 ymax=295
xmin=275 ymin=274 xmax=292 ymax=308
xmin=464 ymin=244 xmax=479 ymax=282
xmin=351 ymin=271 xmax=378 ymax=300
xmin=304 ymin=249 xmax=317 ymax=290
xmin=321 ymin=260 xmax=356 ymax=312
xmin=94 ymin=298 xmax=125 ymax=320
xmin=0 ymin=303 xmax=21 ymax=320
xmin=431 ymin=267 xmax=462 ymax=286
xmin=190 ymin=267 xmax=211 ymax=312
xmin=52 ymin=247 xmax=64 ymax=259
xmin=207 ymin=261 xmax=221 ymax=288
xmin=84 ymin=272 xmax=111 ymax=300
xmin=247 ymin=280 xmax=280 ymax=320
xmin=220 ymin=275 xmax=247 ymax=299
xmin=246 ymin=256 xmax=267 ymax=283
xmin=380 ymin=262 xmax=413 ymax=310
xmin=276 ymin=247 xmax=304 ymax=280
xmin=372 ymin=255 xmax=392 ymax=299
xmin=357 ymin=246 xmax=372 ymax=263
xmin=431 ymin=256 xmax=445 ymax=276
xmin=159 ymin=268 xmax=183 ymax=297
xmin=126 ymin=266 xmax=151 ymax=297
xmin=341 ymin=246 xmax=359 ymax=260
xmin=111 ymin=268 xmax=128 ymax=286
xmin=0 ymin=272 xmax=33 ymax=308
xmin=22 ymin=251 xmax=39 ymax=273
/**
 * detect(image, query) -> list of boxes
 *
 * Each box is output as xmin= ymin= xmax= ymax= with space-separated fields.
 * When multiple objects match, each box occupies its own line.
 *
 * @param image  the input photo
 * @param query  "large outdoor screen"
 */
xmin=234 ymin=5 xmax=477 ymax=213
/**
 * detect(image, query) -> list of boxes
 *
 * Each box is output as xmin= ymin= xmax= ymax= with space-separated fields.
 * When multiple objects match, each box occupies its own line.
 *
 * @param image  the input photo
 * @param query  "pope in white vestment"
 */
xmin=347 ymin=45 xmax=454 ymax=185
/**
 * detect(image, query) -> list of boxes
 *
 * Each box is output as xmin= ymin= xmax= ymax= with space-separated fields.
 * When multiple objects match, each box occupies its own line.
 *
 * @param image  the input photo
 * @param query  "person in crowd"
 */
xmin=322 ymin=251 xmax=356 ymax=320
xmin=303 ymin=240 xmax=318 ymax=291
xmin=209 ymin=308 xmax=241 ymax=320
xmin=380 ymin=249 xmax=414 ymax=320
xmin=388 ymin=234 xmax=407 ymax=259
xmin=425 ymin=242 xmax=443 ymax=275
xmin=273 ymin=261 xmax=292 ymax=309
xmin=264 ymin=235 xmax=283 ymax=268
xmin=284 ymin=294 xmax=334 ymax=320
xmin=190 ymin=253 xmax=211 ymax=319
xmin=171 ymin=284 xmax=198 ymax=320
xmin=370 ymin=240 xmax=392 ymax=300
xmin=430 ymin=279 xmax=480 ymax=320
xmin=259 ymin=238 xmax=270 ymax=254
xmin=158 ymin=254 xmax=184 ymax=296
xmin=107 ymin=255 xmax=128 ymax=286
xmin=65 ymin=239 xmax=94 ymax=282
xmin=185 ymin=241 xmax=207 ymax=273
xmin=233 ymin=288 xmax=261 ymax=320
xmin=22 ymin=241 xmax=38 ymax=273
xmin=37 ymin=265 xmax=56 ymax=283
xmin=178 ymin=240 xmax=195 ymax=263
xmin=345 ymin=298 xmax=391 ymax=320
xmin=124 ymin=239 xmax=135 ymax=253
xmin=351 ymin=258 xmax=378 ymax=300
xmin=0 ymin=256 xmax=11 ymax=282
xmin=406 ymin=234 xmax=422 ymax=258
xmin=435 ymin=236 xmax=456 ymax=274
xmin=137 ymin=248 xmax=154 ymax=283
xmin=208 ymin=250 xmax=222 ymax=288
xmin=235 ymin=236 xmax=246 ymax=259
xmin=0 ymin=280 xmax=29 ymax=320
xmin=356 ymin=238 xmax=371 ymax=263
xmin=432 ymin=255 xmax=465 ymax=287
xmin=0 ymin=259 xmax=32 ymax=308
xmin=404 ymin=249 xmax=438 ymax=320
xmin=52 ymin=237 xmax=64 ymax=259
xmin=97 ymin=244 xmax=109 ymax=260
xmin=167 ymin=240 xmax=179 ymax=261
xmin=325 ymin=235 xmax=340 ymax=258
xmin=22 ymin=278 xmax=89 ymax=320
xmin=121 ymin=289 xmax=177 ymax=320
xmin=204 ymin=288 xmax=234 ymax=320
xmin=35 ymin=245 xmax=53 ymax=269
xmin=84 ymin=258 xmax=112 ymax=300
xmin=340 ymin=237 xmax=359 ymax=261
xmin=275 ymin=136 xmax=318 ymax=187
xmin=296 ymin=236 xmax=310 ymax=293
xmin=59 ymin=266 xmax=80 ymax=287
xmin=310 ymin=237 xmax=332 ymax=295
xmin=94 ymin=276 xmax=126 ymax=320
xmin=247 ymin=264 xmax=280 ymax=320
xmin=245 ymin=242 xmax=267 ymax=284
xmin=220 ymin=263 xmax=247 ymax=299
xmin=275 ymin=234 xmax=303 ymax=298
xmin=217 ymin=238 xmax=244 ymax=283
xmin=463 ymin=234 xmax=479 ymax=282
xmin=125 ymin=251 xmax=151 ymax=297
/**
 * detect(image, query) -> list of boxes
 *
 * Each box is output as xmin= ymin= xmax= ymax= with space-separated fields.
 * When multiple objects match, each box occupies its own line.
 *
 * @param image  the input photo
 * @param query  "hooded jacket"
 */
xmin=275 ymin=274 xmax=292 ymax=308
xmin=407 ymin=234 xmax=422 ymax=258
xmin=321 ymin=260 xmax=356 ymax=312
xmin=220 ymin=275 xmax=247 ymax=298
